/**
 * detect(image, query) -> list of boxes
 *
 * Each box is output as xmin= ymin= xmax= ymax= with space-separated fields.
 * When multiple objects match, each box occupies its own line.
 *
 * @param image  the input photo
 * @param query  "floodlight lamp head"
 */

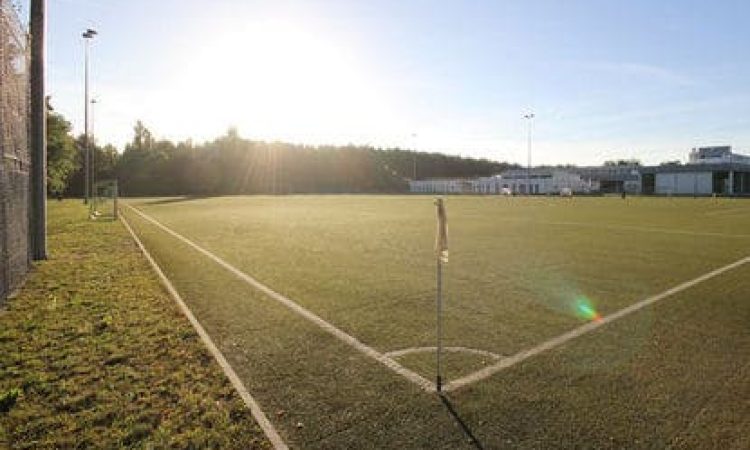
xmin=83 ymin=29 xmax=98 ymax=39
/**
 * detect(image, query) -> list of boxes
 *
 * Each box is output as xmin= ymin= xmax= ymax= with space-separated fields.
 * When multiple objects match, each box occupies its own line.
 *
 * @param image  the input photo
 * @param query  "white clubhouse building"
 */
xmin=409 ymin=170 xmax=597 ymax=195
xmin=409 ymin=146 xmax=750 ymax=197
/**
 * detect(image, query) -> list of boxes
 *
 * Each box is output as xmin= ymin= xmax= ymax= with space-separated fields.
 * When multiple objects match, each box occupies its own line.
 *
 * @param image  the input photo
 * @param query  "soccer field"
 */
xmin=121 ymin=196 xmax=750 ymax=448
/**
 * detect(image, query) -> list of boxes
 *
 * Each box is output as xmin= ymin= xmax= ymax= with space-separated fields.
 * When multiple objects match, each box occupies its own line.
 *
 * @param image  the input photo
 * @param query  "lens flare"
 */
xmin=573 ymin=297 xmax=603 ymax=323
xmin=519 ymin=268 xmax=606 ymax=324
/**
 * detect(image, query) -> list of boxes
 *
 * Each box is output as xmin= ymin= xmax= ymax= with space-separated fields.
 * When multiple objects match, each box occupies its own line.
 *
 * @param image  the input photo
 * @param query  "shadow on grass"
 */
xmin=439 ymin=393 xmax=485 ymax=449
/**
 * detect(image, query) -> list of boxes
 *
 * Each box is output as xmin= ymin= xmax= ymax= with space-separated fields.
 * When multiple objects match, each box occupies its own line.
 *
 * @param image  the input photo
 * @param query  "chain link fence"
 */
xmin=0 ymin=0 xmax=29 ymax=303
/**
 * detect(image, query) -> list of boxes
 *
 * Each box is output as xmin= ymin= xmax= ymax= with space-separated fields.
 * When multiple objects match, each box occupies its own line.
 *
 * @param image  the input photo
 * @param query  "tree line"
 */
xmin=48 ymin=114 xmax=517 ymax=196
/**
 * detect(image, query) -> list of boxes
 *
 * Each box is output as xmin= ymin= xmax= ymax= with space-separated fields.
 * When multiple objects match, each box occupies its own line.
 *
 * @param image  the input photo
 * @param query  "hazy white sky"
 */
xmin=21 ymin=0 xmax=750 ymax=165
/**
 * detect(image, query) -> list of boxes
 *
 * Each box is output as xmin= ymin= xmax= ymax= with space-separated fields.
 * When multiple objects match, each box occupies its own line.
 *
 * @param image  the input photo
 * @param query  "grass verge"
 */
xmin=0 ymin=201 xmax=269 ymax=448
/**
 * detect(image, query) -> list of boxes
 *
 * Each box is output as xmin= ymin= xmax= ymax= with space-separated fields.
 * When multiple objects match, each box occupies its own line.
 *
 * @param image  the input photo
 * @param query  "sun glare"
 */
xmin=175 ymin=21 xmax=392 ymax=143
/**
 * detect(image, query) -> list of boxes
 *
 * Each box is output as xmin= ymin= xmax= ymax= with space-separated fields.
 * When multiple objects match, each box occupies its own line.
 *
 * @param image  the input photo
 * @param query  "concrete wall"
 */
xmin=655 ymin=172 xmax=713 ymax=195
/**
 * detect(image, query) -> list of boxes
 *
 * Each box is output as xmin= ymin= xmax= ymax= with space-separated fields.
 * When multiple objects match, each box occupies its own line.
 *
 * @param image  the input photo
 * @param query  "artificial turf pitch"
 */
xmin=121 ymin=195 xmax=750 ymax=448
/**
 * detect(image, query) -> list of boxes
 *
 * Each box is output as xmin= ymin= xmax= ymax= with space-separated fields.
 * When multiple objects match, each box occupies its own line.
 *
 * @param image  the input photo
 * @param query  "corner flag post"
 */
xmin=434 ymin=198 xmax=448 ymax=392
xmin=436 ymin=245 xmax=443 ymax=392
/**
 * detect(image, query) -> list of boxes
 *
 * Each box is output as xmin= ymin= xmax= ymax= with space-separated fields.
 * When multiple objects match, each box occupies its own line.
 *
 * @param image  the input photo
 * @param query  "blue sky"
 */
xmin=18 ymin=0 xmax=750 ymax=165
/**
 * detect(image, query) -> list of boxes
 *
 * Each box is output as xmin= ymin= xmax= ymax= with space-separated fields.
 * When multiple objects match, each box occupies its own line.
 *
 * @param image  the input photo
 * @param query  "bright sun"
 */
xmin=174 ymin=21 xmax=393 ymax=144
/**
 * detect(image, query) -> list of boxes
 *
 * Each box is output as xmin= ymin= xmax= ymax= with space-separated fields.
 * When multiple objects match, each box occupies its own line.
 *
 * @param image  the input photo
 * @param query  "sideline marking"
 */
xmin=704 ymin=206 xmax=750 ymax=217
xmin=121 ymin=214 xmax=289 ymax=449
xmin=444 ymin=255 xmax=750 ymax=392
xmin=547 ymin=220 xmax=750 ymax=239
xmin=496 ymin=217 xmax=750 ymax=239
xmin=124 ymin=204 xmax=436 ymax=392
xmin=386 ymin=346 xmax=502 ymax=360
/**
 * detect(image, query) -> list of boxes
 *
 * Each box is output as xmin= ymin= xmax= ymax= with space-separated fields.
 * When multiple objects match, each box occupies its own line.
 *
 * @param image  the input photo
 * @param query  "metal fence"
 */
xmin=0 ymin=0 xmax=29 ymax=303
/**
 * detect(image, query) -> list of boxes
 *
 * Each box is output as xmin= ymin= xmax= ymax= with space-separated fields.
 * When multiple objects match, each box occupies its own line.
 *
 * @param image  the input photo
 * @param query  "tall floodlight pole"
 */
xmin=523 ymin=113 xmax=535 ymax=195
xmin=82 ymin=28 xmax=97 ymax=204
xmin=90 ymin=98 xmax=97 ymax=196
xmin=29 ymin=0 xmax=47 ymax=260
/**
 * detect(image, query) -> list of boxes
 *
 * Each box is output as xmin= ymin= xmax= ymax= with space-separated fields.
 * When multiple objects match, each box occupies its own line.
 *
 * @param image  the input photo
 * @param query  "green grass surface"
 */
xmin=120 ymin=195 xmax=750 ymax=448
xmin=0 ymin=201 xmax=269 ymax=448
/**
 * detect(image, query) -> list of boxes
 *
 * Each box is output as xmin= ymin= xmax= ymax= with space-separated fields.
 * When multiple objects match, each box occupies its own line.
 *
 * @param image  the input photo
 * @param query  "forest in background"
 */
xmin=48 ymin=114 xmax=517 ymax=196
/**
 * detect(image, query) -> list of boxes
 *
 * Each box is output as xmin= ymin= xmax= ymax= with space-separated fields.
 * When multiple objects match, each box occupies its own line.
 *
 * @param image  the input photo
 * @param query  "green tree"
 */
xmin=46 ymin=112 xmax=78 ymax=195
xmin=131 ymin=120 xmax=154 ymax=151
xmin=113 ymin=121 xmax=517 ymax=195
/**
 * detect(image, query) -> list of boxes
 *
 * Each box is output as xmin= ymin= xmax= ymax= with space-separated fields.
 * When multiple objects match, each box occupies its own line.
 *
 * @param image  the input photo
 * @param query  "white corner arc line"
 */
xmin=386 ymin=346 xmax=502 ymax=360
xmin=124 ymin=204 xmax=436 ymax=392
xmin=444 ymin=255 xmax=750 ymax=392
xmin=120 ymin=214 xmax=289 ymax=449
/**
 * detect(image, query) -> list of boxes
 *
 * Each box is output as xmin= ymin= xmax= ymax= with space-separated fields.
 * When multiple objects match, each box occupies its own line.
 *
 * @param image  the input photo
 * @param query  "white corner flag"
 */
xmin=434 ymin=198 xmax=447 ymax=392
xmin=435 ymin=198 xmax=448 ymax=263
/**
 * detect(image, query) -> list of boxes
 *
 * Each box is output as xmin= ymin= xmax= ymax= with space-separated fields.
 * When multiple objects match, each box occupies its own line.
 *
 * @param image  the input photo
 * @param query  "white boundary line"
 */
xmin=498 ymin=217 xmax=750 ymax=239
xmin=704 ymin=206 xmax=750 ymax=217
xmin=120 ymin=214 xmax=289 ymax=449
xmin=124 ymin=204 xmax=436 ymax=392
xmin=444 ymin=255 xmax=750 ymax=392
xmin=546 ymin=220 xmax=750 ymax=239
